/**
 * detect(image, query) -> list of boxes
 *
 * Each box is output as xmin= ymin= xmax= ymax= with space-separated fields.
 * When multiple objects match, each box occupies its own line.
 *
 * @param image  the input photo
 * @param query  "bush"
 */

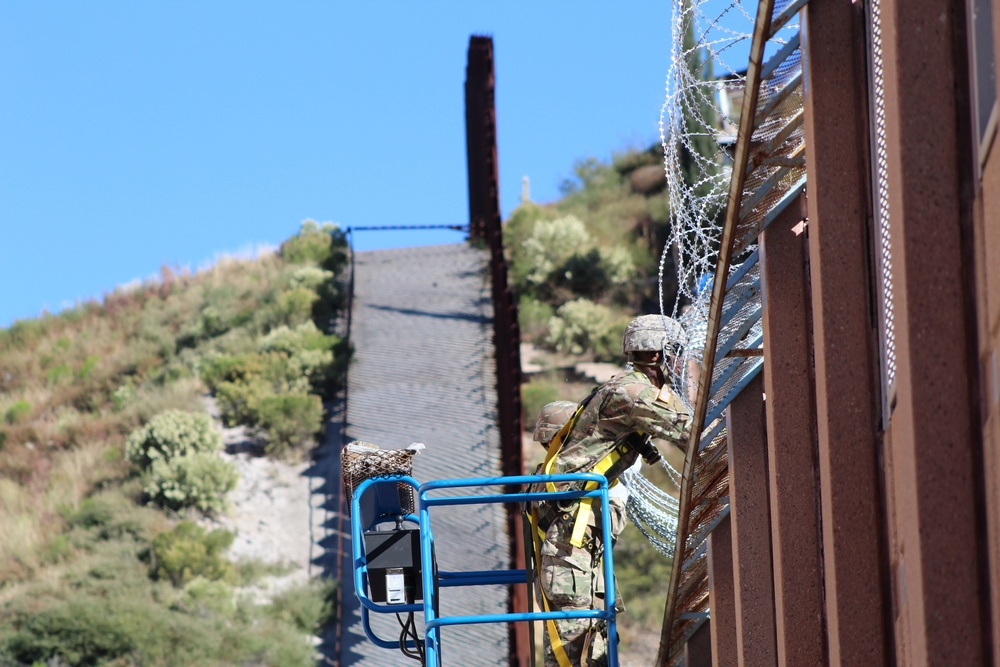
xmin=4 ymin=400 xmax=31 ymax=425
xmin=259 ymin=322 xmax=339 ymax=390
xmin=546 ymin=299 xmax=629 ymax=361
xmin=259 ymin=321 xmax=335 ymax=356
xmin=211 ymin=379 xmax=263 ymax=428
xmin=180 ymin=576 xmax=235 ymax=616
xmin=4 ymin=597 xmax=136 ymax=666
xmin=125 ymin=410 xmax=222 ymax=470
xmin=61 ymin=491 xmax=162 ymax=542
xmin=288 ymin=265 xmax=333 ymax=291
xmin=279 ymin=220 xmax=337 ymax=265
xmin=110 ymin=383 xmax=137 ymax=412
xmin=200 ymin=353 xmax=266 ymax=390
xmin=255 ymin=393 xmax=324 ymax=456
xmin=144 ymin=453 xmax=238 ymax=514
xmin=151 ymin=521 xmax=234 ymax=587
xmin=265 ymin=577 xmax=337 ymax=634
xmin=518 ymin=215 xmax=592 ymax=289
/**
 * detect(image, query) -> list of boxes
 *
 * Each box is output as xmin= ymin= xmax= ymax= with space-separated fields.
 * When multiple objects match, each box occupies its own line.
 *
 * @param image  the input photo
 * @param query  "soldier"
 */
xmin=529 ymin=314 xmax=691 ymax=667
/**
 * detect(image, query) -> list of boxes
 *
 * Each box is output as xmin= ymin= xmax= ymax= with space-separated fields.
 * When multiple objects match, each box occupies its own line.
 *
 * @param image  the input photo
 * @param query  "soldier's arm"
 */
xmin=632 ymin=386 xmax=691 ymax=453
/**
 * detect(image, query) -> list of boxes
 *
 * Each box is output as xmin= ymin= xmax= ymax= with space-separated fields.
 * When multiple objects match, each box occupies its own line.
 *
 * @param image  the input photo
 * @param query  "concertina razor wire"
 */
xmin=622 ymin=0 xmax=801 ymax=562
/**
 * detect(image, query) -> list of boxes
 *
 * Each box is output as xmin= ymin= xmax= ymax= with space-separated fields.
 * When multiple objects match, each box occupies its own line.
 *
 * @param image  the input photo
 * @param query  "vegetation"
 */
xmin=0 ymin=221 xmax=347 ymax=666
xmin=507 ymin=144 xmax=678 ymax=428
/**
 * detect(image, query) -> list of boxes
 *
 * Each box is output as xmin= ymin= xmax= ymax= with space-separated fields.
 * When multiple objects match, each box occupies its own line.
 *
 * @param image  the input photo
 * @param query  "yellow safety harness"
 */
xmin=526 ymin=390 xmax=632 ymax=666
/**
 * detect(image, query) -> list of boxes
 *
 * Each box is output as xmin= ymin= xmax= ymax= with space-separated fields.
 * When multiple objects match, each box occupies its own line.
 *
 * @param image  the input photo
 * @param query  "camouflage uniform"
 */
xmin=533 ymin=368 xmax=690 ymax=667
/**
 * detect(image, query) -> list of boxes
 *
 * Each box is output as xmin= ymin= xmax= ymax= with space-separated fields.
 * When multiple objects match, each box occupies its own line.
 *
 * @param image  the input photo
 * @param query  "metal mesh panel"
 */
xmin=869 ymin=0 xmax=897 ymax=414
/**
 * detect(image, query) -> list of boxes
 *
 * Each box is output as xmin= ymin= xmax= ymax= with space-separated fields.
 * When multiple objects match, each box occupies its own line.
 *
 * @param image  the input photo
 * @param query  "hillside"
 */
xmin=0 ymin=222 xmax=348 ymax=666
xmin=0 ymin=144 xmax=679 ymax=666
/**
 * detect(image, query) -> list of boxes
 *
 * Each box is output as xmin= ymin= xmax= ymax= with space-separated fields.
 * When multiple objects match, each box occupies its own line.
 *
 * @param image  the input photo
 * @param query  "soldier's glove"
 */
xmin=625 ymin=432 xmax=661 ymax=465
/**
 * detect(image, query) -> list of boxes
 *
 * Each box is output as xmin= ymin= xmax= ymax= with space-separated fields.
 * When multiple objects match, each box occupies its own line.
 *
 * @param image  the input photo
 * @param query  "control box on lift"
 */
xmin=363 ymin=525 xmax=423 ymax=605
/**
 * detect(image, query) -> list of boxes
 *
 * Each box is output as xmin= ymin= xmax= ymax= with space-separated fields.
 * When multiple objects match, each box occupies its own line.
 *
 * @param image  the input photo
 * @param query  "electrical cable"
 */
xmin=396 ymin=612 xmax=425 ymax=664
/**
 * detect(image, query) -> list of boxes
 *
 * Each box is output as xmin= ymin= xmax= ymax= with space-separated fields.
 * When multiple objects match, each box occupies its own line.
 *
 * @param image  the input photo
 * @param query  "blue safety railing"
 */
xmin=350 ymin=472 xmax=618 ymax=667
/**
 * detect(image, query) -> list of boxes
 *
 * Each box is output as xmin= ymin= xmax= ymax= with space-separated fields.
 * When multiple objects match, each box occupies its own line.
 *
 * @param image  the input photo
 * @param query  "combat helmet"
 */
xmin=532 ymin=400 xmax=579 ymax=447
xmin=621 ymin=314 xmax=686 ymax=358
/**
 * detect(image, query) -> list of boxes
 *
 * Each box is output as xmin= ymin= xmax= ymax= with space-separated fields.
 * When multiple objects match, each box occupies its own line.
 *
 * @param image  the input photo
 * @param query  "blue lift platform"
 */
xmin=350 ymin=472 xmax=618 ymax=667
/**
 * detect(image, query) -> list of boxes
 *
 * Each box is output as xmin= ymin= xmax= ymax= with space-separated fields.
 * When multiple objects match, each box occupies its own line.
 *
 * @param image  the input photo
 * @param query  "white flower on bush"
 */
xmin=125 ymin=410 xmax=222 ymax=470
xmin=522 ymin=215 xmax=592 ymax=285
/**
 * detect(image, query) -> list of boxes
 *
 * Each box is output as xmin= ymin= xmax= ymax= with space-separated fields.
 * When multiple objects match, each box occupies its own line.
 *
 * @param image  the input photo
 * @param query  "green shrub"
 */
xmin=279 ymin=220 xmax=336 ymax=265
xmin=288 ymin=265 xmax=333 ymax=291
xmin=4 ymin=598 xmax=137 ymax=666
xmin=560 ymin=248 xmax=610 ymax=297
xmin=259 ymin=320 xmax=335 ymax=356
xmin=546 ymin=299 xmax=629 ymax=361
xmin=151 ymin=521 xmax=234 ymax=587
xmin=518 ymin=215 xmax=592 ymax=289
xmin=110 ymin=382 xmax=137 ymax=412
xmin=46 ymin=362 xmax=71 ymax=385
xmin=125 ymin=410 xmax=221 ymax=470
xmin=4 ymin=399 xmax=31 ymax=425
xmin=61 ymin=491 xmax=162 ymax=542
xmin=255 ymin=393 xmax=324 ymax=455
xmin=265 ymin=577 xmax=337 ymax=634
xmin=213 ymin=378 xmax=268 ymax=427
xmin=260 ymin=322 xmax=339 ymax=390
xmin=144 ymin=453 xmax=238 ymax=514
xmin=200 ymin=353 xmax=266 ymax=389
xmin=76 ymin=354 xmax=99 ymax=381
xmin=275 ymin=287 xmax=319 ymax=326
xmin=599 ymin=245 xmax=638 ymax=284
xmin=180 ymin=576 xmax=234 ymax=616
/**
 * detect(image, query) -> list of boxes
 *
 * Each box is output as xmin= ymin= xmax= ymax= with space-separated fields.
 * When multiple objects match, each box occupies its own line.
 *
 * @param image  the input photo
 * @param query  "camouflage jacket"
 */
xmin=547 ymin=368 xmax=690 ymax=486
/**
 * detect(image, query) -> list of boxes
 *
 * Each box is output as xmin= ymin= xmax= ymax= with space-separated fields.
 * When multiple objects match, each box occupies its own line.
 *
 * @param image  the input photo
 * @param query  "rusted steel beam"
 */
xmin=759 ymin=193 xmax=826 ymax=666
xmin=464 ymin=35 xmax=529 ymax=667
xmin=708 ymin=514 xmax=737 ymax=666
xmin=726 ymin=373 xmax=777 ymax=666
xmin=802 ymin=0 xmax=891 ymax=663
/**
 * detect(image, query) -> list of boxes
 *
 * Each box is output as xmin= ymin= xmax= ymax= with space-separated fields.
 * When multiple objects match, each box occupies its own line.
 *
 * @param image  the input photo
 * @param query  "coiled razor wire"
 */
xmin=623 ymin=460 xmax=682 ymax=556
xmin=623 ymin=0 xmax=798 ymax=560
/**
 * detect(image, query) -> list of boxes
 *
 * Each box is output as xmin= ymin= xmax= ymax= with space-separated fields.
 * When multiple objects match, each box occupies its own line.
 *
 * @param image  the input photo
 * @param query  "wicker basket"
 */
xmin=341 ymin=441 xmax=417 ymax=517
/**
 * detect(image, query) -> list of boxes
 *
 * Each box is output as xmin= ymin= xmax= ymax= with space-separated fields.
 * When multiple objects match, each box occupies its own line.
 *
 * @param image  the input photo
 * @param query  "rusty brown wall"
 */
xmin=698 ymin=1 xmax=1000 ymax=665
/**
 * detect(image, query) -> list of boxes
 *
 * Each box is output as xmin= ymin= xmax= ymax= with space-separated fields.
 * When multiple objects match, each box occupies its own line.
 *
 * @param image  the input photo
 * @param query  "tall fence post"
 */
xmin=465 ymin=34 xmax=528 ymax=667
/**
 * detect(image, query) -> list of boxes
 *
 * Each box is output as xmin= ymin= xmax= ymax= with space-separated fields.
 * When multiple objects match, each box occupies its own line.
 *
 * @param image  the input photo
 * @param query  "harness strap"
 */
xmin=569 ymin=445 xmax=623 ymax=547
xmin=528 ymin=505 xmax=575 ymax=667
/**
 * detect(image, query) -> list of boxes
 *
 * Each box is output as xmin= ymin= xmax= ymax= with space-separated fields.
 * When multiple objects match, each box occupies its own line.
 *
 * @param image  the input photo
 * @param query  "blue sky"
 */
xmin=0 ymin=1 xmax=679 ymax=328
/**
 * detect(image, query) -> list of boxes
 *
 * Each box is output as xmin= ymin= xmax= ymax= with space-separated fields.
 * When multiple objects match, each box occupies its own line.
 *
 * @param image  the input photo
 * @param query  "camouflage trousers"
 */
xmin=535 ymin=497 xmax=627 ymax=667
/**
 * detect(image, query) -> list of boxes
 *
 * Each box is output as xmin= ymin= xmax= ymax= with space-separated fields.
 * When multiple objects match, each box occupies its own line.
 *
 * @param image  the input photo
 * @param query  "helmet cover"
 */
xmin=532 ymin=400 xmax=579 ymax=445
xmin=621 ymin=314 xmax=687 ymax=355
